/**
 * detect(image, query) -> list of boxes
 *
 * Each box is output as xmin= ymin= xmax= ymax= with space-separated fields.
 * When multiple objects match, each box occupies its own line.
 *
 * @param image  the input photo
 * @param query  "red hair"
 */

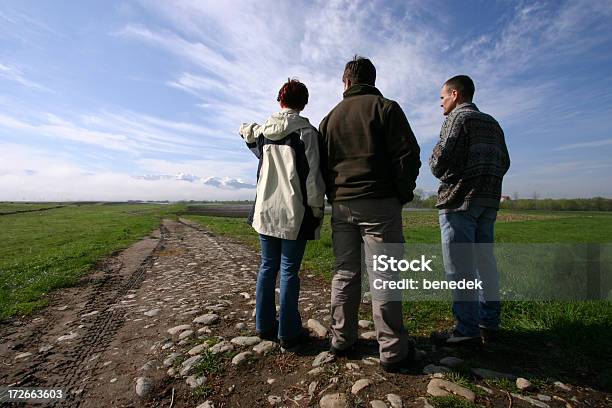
xmin=277 ymin=79 xmax=309 ymax=111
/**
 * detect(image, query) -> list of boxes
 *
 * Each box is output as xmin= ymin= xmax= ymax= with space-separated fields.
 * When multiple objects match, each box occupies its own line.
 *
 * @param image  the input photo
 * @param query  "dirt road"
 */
xmin=1 ymin=219 xmax=608 ymax=407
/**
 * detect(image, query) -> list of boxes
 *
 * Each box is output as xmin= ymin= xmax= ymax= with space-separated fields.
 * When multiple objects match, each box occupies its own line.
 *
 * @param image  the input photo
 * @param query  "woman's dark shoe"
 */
xmin=257 ymin=321 xmax=280 ymax=342
xmin=257 ymin=330 xmax=279 ymax=342
xmin=280 ymin=328 xmax=311 ymax=350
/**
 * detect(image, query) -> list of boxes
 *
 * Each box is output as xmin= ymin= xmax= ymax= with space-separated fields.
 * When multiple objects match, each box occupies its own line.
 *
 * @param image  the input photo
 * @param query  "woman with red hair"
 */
xmin=239 ymin=79 xmax=325 ymax=349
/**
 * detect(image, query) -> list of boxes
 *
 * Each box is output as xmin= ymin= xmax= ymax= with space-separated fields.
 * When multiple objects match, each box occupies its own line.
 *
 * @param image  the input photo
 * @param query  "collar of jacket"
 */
xmin=453 ymin=102 xmax=479 ymax=113
xmin=280 ymin=107 xmax=299 ymax=114
xmin=343 ymin=83 xmax=383 ymax=98
xmin=259 ymin=108 xmax=311 ymax=141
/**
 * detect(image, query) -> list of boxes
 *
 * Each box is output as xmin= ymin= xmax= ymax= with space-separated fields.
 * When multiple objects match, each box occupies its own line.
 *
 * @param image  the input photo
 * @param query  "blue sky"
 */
xmin=0 ymin=0 xmax=611 ymax=201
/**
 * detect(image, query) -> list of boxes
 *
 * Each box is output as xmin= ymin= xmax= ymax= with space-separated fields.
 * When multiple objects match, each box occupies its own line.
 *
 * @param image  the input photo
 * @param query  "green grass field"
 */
xmin=184 ymin=210 xmax=612 ymax=390
xmin=0 ymin=203 xmax=183 ymax=319
xmin=1 ymin=204 xmax=611 ymax=389
xmin=0 ymin=202 xmax=65 ymax=214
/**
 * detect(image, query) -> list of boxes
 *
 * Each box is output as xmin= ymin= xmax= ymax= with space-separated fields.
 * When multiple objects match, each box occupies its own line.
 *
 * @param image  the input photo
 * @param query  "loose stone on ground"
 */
xmin=312 ymin=351 xmax=335 ymax=367
xmin=386 ymin=393 xmax=403 ymax=408
xmin=253 ymin=340 xmax=277 ymax=355
xmin=230 ymin=336 xmax=261 ymax=347
xmin=232 ymin=351 xmax=253 ymax=366
xmin=319 ymin=393 xmax=348 ymax=408
xmin=167 ymin=324 xmax=191 ymax=335
xmin=351 ymin=378 xmax=372 ymax=395
xmin=135 ymin=377 xmax=153 ymax=398
xmin=427 ymin=378 xmax=476 ymax=402
xmin=193 ymin=314 xmax=220 ymax=325
xmin=307 ymin=318 xmax=329 ymax=337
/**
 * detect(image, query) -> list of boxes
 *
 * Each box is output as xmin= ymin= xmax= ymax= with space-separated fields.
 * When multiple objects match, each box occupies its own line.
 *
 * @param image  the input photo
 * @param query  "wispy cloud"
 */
xmin=0 ymin=109 xmax=238 ymax=156
xmin=0 ymin=63 xmax=49 ymax=91
xmin=555 ymin=138 xmax=612 ymax=151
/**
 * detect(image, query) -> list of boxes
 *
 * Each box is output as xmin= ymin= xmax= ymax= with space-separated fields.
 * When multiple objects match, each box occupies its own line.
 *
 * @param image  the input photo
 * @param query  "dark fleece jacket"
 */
xmin=318 ymin=84 xmax=421 ymax=204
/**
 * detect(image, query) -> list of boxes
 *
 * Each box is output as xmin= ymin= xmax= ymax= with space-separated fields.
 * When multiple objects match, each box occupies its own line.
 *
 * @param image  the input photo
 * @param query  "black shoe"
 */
xmin=380 ymin=344 xmax=416 ymax=373
xmin=329 ymin=343 xmax=357 ymax=358
xmin=280 ymin=328 xmax=311 ymax=349
xmin=257 ymin=330 xmax=279 ymax=342
xmin=257 ymin=322 xmax=279 ymax=342
xmin=480 ymin=327 xmax=501 ymax=345
xmin=430 ymin=328 xmax=482 ymax=347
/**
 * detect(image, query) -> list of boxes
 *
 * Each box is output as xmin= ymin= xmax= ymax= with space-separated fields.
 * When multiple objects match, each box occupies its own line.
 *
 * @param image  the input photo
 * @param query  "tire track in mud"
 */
xmin=13 ymin=229 xmax=164 ymax=407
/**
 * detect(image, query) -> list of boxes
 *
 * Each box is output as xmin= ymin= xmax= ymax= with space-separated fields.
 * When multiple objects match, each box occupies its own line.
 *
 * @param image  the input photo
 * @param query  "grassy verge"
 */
xmin=0 ymin=203 xmax=183 ymax=319
xmin=0 ymin=202 xmax=65 ymax=214
xmin=185 ymin=210 xmax=612 ymax=390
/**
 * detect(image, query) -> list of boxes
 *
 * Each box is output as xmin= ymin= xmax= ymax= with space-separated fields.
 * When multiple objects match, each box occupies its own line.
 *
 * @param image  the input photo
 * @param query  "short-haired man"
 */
xmin=429 ymin=75 xmax=510 ymax=346
xmin=319 ymin=56 xmax=421 ymax=372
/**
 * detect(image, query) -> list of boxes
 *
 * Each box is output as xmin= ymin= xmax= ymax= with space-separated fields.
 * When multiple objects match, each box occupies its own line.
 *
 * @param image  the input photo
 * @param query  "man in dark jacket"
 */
xmin=429 ymin=75 xmax=510 ymax=347
xmin=319 ymin=56 xmax=421 ymax=372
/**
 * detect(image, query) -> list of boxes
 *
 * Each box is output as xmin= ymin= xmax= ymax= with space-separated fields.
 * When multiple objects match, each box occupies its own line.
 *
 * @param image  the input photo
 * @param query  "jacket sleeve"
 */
xmin=317 ymin=116 xmax=330 ymax=203
xmin=300 ymin=127 xmax=326 ymax=209
xmin=499 ymin=127 xmax=511 ymax=175
xmin=384 ymin=102 xmax=421 ymax=205
xmin=429 ymin=115 xmax=464 ymax=182
xmin=239 ymin=122 xmax=262 ymax=159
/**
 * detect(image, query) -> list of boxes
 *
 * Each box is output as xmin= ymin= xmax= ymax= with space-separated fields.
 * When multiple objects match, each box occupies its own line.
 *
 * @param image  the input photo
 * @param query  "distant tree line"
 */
xmin=500 ymin=197 xmax=612 ymax=211
xmin=407 ymin=189 xmax=438 ymax=209
xmin=405 ymin=190 xmax=612 ymax=211
xmin=180 ymin=196 xmax=612 ymax=212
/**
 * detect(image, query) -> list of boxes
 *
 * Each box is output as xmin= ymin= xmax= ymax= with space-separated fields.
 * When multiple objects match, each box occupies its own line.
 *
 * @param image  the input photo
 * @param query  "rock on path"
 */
xmin=351 ymin=378 xmax=372 ymax=395
xmin=135 ymin=377 xmax=153 ymax=398
xmin=319 ymin=393 xmax=348 ymax=408
xmin=230 ymin=336 xmax=261 ymax=347
xmin=426 ymin=378 xmax=475 ymax=402
xmin=308 ymin=318 xmax=329 ymax=337
xmin=313 ymin=351 xmax=335 ymax=367
xmin=386 ymin=394 xmax=403 ymax=408
xmin=167 ymin=324 xmax=191 ymax=335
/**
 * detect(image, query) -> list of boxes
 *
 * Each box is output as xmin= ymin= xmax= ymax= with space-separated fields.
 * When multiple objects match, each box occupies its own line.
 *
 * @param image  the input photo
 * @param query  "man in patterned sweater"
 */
xmin=429 ymin=75 xmax=510 ymax=347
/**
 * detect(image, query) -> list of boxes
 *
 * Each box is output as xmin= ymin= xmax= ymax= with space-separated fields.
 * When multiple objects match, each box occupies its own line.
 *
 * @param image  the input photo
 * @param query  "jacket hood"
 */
xmin=260 ymin=108 xmax=311 ymax=140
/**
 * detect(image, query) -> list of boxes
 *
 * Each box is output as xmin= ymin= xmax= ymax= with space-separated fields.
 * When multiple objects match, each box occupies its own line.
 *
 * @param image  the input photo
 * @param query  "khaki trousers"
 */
xmin=330 ymin=197 xmax=410 ymax=363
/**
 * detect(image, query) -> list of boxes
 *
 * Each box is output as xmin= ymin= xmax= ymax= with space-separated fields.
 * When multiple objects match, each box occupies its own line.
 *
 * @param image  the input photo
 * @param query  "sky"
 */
xmin=1 ymin=0 xmax=611 ymax=201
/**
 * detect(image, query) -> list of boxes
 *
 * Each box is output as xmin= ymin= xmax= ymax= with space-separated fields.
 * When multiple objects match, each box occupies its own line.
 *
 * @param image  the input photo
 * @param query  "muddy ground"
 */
xmin=1 ymin=219 xmax=609 ymax=407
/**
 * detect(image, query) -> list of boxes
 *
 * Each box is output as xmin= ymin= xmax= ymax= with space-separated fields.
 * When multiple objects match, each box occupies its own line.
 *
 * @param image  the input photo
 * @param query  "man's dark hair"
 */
xmin=277 ymin=78 xmax=309 ymax=111
xmin=444 ymin=75 xmax=475 ymax=101
xmin=343 ymin=55 xmax=376 ymax=86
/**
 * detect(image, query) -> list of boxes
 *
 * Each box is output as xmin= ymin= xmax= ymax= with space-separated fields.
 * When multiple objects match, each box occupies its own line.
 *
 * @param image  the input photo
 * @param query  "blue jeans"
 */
xmin=439 ymin=206 xmax=501 ymax=337
xmin=256 ymin=234 xmax=307 ymax=340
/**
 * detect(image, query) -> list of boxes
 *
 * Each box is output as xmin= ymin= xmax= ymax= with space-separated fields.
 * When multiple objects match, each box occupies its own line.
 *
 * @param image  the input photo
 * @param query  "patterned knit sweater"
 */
xmin=429 ymin=103 xmax=510 ymax=212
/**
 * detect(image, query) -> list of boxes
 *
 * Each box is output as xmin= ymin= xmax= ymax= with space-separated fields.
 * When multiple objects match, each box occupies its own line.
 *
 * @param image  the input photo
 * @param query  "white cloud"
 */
xmin=0 ymin=143 xmax=255 ymax=201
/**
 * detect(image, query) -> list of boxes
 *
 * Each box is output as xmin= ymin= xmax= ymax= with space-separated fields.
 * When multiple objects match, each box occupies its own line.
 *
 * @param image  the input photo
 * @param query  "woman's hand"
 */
xmin=239 ymin=123 xmax=260 ymax=143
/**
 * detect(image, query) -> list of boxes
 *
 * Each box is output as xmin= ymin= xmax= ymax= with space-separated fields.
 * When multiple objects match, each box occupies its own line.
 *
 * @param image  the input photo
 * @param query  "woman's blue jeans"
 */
xmin=256 ymin=234 xmax=307 ymax=340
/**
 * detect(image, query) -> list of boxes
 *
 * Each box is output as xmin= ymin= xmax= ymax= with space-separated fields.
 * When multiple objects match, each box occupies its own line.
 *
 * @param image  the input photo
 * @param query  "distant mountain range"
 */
xmin=135 ymin=173 xmax=256 ymax=190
